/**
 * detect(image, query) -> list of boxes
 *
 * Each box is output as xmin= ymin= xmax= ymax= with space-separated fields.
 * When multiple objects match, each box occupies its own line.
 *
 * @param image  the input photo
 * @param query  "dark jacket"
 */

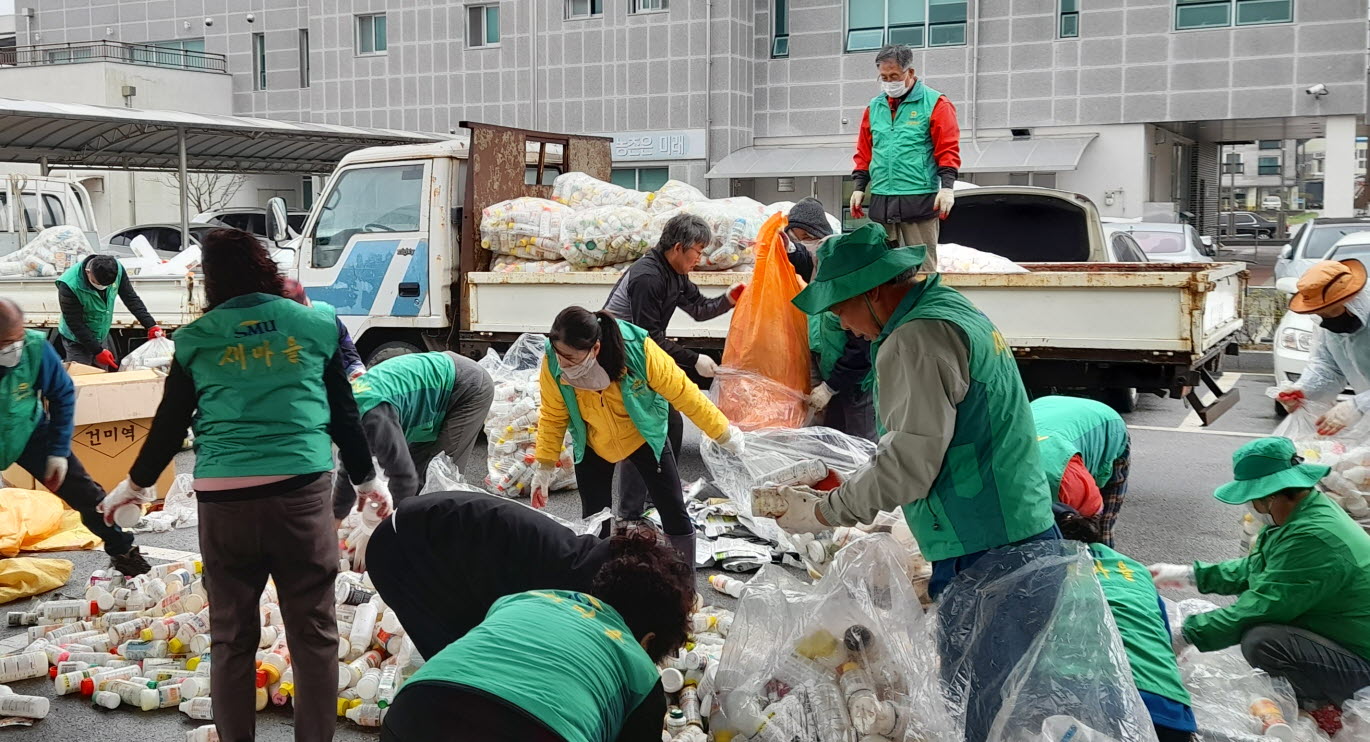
xmin=602 ymin=248 xmax=732 ymax=368
xmin=56 ymin=269 xmax=156 ymax=355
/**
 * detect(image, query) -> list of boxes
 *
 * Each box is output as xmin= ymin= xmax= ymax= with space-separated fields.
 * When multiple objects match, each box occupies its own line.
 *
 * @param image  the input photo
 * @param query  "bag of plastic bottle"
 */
xmin=937 ymin=243 xmax=1029 ymax=274
xmin=649 ymin=179 xmax=707 ymax=214
xmin=559 ymin=206 xmax=655 ymax=268
xmin=551 ymin=172 xmax=652 ymax=211
xmin=489 ymin=255 xmax=574 ymax=274
xmin=652 ymin=197 xmax=767 ymax=271
xmin=478 ymin=334 xmax=577 ymax=498
xmin=479 ymin=197 xmax=571 ymax=261
xmin=1265 ymin=387 xmax=1370 ymax=522
xmin=937 ymin=541 xmax=1159 ymax=742
xmin=119 ymin=337 xmax=175 ymax=372
xmin=0 ymin=225 xmax=92 ymax=277
xmin=712 ymin=534 xmax=958 ymax=741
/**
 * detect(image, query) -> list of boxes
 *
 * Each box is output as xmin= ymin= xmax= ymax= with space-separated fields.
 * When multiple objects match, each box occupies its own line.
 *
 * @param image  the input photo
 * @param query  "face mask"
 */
xmin=1320 ymin=311 xmax=1364 ymax=335
xmin=560 ymin=351 xmax=611 ymax=391
xmin=881 ymin=79 xmax=910 ymax=98
xmin=0 ymin=340 xmax=21 ymax=369
xmin=1248 ymin=502 xmax=1276 ymax=528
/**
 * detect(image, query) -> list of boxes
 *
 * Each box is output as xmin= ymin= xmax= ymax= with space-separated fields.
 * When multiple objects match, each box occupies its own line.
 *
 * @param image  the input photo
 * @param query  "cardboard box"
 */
xmin=1 ymin=365 xmax=175 ymax=497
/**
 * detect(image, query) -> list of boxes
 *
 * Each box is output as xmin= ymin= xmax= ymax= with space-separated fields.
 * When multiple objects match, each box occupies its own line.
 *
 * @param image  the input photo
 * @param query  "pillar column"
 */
xmin=1322 ymin=115 xmax=1358 ymax=217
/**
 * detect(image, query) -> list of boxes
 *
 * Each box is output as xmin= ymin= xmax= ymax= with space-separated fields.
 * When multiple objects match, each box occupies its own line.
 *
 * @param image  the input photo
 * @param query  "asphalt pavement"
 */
xmin=0 ymin=364 xmax=1282 ymax=740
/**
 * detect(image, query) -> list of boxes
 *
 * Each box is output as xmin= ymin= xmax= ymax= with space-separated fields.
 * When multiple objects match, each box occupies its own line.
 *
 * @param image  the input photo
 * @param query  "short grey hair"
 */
xmin=656 ymin=213 xmax=713 ymax=253
xmin=875 ymin=44 xmax=914 ymax=71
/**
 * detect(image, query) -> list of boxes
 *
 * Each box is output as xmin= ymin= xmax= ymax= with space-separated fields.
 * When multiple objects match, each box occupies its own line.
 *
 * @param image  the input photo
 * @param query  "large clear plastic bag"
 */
xmin=119 ymin=337 xmax=175 ymax=372
xmin=489 ymin=255 xmax=574 ymax=274
xmin=649 ymin=179 xmax=706 ymax=214
xmin=937 ymin=243 xmax=1029 ymax=274
xmin=653 ymin=197 xmax=767 ymax=271
xmin=1267 ymin=388 xmax=1370 ymax=521
xmin=420 ymin=453 xmax=468 ymax=494
xmin=713 ymin=534 xmax=958 ymax=741
xmin=937 ymin=541 xmax=1159 ymax=742
xmin=0 ymin=225 xmax=91 ymax=277
xmin=1335 ymin=688 xmax=1370 ymax=741
xmin=711 ymin=366 xmax=810 ymax=432
xmin=479 ymin=197 xmax=571 ymax=261
xmin=551 ymin=172 xmax=652 ymax=211
xmin=559 ymin=206 xmax=655 ymax=268
xmin=478 ymin=335 xmax=577 ymax=497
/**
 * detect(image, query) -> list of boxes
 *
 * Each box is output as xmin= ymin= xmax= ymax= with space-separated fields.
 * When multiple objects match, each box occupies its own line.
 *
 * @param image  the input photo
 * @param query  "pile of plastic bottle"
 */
xmin=480 ymin=351 xmax=577 ymax=498
xmin=649 ymin=198 xmax=766 ymax=272
xmin=559 ymin=205 xmax=657 ymax=268
xmin=658 ymin=597 xmax=735 ymax=742
xmin=551 ymin=172 xmax=654 ymax=211
xmin=479 ymin=197 xmax=572 ymax=261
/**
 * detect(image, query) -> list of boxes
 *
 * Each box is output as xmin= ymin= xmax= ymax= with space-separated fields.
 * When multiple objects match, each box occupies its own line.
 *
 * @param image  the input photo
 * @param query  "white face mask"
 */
xmin=1248 ymin=501 xmax=1276 ymax=528
xmin=560 ymin=351 xmax=611 ymax=391
xmin=881 ymin=78 xmax=911 ymax=98
xmin=0 ymin=340 xmax=23 ymax=369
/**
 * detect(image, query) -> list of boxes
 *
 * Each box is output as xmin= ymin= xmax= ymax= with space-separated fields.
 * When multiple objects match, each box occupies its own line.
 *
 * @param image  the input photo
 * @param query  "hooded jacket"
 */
xmin=1299 ymin=290 xmax=1370 ymax=411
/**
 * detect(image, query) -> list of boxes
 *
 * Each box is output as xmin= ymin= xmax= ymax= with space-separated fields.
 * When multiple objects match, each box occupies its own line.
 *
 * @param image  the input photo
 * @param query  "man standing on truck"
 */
xmin=0 ymin=298 xmax=151 ymax=576
xmin=603 ymin=213 xmax=745 ymax=520
xmin=55 ymin=254 xmax=163 ymax=369
xmin=850 ymin=44 xmax=961 ymax=265
xmin=1277 ymin=259 xmax=1370 ymax=436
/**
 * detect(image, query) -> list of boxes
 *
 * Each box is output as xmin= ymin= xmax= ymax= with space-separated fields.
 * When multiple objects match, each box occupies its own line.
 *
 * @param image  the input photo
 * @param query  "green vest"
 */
xmin=809 ymin=312 xmax=846 ymax=379
xmin=56 ymin=260 xmax=124 ymax=342
xmin=1031 ymin=396 xmax=1130 ymax=495
xmin=872 ymin=275 xmax=1055 ymax=562
xmin=171 ymin=293 xmax=339 ymax=479
xmin=868 ymin=82 xmax=942 ymax=196
xmin=545 ymin=321 xmax=669 ymax=464
xmin=0 ymin=331 xmax=49 ymax=468
xmin=1089 ymin=544 xmax=1192 ymax=707
xmin=351 ymin=352 xmax=457 ymax=444
xmin=404 ymin=590 xmax=661 ymax=742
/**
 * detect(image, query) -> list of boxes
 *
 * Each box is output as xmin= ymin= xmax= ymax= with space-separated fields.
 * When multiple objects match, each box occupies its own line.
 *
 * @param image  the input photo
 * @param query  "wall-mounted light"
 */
xmin=204 ymin=17 xmax=215 ymax=27
xmin=245 ymin=13 xmax=256 ymax=23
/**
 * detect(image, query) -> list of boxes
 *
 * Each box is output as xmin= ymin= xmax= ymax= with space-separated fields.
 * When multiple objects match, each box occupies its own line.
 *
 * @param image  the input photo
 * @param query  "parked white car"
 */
xmin=1262 ymin=195 xmax=1283 ymax=211
xmin=1272 ymin=232 xmax=1370 ymax=412
xmin=1102 ymin=222 xmax=1213 ymax=263
xmin=1273 ymin=217 xmax=1370 ymax=282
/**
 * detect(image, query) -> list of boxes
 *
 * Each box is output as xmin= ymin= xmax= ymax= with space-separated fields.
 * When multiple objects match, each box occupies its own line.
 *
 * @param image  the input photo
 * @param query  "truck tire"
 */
xmin=1103 ymin=387 xmax=1139 ymax=414
xmin=366 ymin=339 xmax=422 ymax=367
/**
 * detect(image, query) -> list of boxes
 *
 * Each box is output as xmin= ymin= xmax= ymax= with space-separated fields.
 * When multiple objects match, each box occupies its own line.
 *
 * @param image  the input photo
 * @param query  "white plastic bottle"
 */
xmin=708 ymin=574 xmax=747 ymax=599
xmin=92 ymin=690 xmax=121 ymax=710
xmin=180 ymin=696 xmax=214 ymax=720
xmin=375 ymin=664 xmax=399 ymax=708
xmin=185 ymin=725 xmax=220 ymax=742
xmin=0 ymin=651 xmax=48 ymax=684
xmin=355 ymin=667 xmax=382 ymax=701
xmin=39 ymin=599 xmax=96 ymax=620
xmin=345 ymin=703 xmax=384 ymax=727
xmin=0 ymin=694 xmax=50 ymax=719
xmin=349 ymin=605 xmax=379 ymax=663
xmin=108 ymin=679 xmax=158 ymax=712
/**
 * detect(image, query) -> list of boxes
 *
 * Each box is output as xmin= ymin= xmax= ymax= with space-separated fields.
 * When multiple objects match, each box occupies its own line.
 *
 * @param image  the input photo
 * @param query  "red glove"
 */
xmin=94 ymin=349 xmax=118 ymax=370
xmin=728 ymin=283 xmax=747 ymax=304
xmin=147 ymin=326 xmax=165 ymax=340
xmin=1277 ymin=388 xmax=1305 ymax=412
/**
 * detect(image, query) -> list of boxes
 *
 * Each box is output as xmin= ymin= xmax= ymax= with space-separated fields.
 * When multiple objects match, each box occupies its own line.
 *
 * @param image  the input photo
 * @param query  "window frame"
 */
xmin=308 ymin=162 xmax=429 ymax=270
xmin=1257 ymin=156 xmax=1280 ymax=176
xmin=1258 ymin=140 xmax=1281 ymax=150
xmin=631 ymin=0 xmax=669 ymax=14
xmin=356 ymin=13 xmax=389 ymax=56
xmin=844 ymin=0 xmax=967 ymax=53
xmin=565 ymin=0 xmax=604 ymax=20
xmin=610 ymin=167 xmax=671 ymax=191
xmin=772 ymin=0 xmax=789 ymax=58
xmin=1175 ymin=0 xmax=1292 ymax=31
xmin=298 ymin=29 xmax=310 ymax=88
xmin=1059 ymin=0 xmax=1079 ymax=38
xmin=467 ymin=4 xmax=502 ymax=49
xmin=251 ymin=32 xmax=266 ymax=91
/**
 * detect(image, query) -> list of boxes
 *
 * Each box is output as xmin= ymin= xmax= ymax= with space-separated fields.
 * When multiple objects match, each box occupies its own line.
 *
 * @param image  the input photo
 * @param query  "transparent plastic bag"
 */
xmin=161 ymin=473 xmax=198 ymax=529
xmin=652 ymin=198 xmax=767 ymax=271
xmin=713 ymin=534 xmax=958 ymax=741
xmin=119 ymin=337 xmax=175 ymax=372
xmin=551 ymin=172 xmax=652 ymax=211
xmin=711 ymin=366 xmax=810 ymax=432
xmin=480 ymin=334 xmax=577 ymax=497
xmin=649 ymin=179 xmax=707 ymax=214
xmin=420 ymin=453 xmax=468 ymax=494
xmin=937 ymin=243 xmax=1029 ymax=274
xmin=1179 ymin=643 xmax=1302 ymax=742
xmin=936 ymin=541 xmax=1158 ymax=742
xmin=479 ymin=197 xmax=571 ymax=261
xmin=1266 ymin=388 xmax=1370 ymax=520
xmin=559 ymin=205 xmax=655 ymax=268
xmin=1335 ymin=688 xmax=1370 ymax=741
xmin=489 ymin=255 xmax=574 ymax=274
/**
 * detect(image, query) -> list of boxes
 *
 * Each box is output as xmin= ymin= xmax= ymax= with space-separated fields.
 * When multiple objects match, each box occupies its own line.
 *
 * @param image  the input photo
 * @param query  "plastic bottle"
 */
xmin=119 ymin=639 xmax=169 ymax=660
xmin=1250 ymin=698 xmax=1295 ymax=741
xmin=185 ymin=725 xmax=219 ymax=742
xmin=180 ymin=675 xmax=211 ymax=700
xmin=259 ymin=650 xmax=288 ymax=686
xmin=809 ymin=678 xmax=855 ymax=741
xmin=759 ymin=459 xmax=830 ymax=488
xmin=356 ymin=667 xmax=382 ymax=701
xmin=674 ymin=729 xmax=708 ymax=742
xmin=375 ymin=664 xmax=399 ymax=708
xmin=180 ymin=695 xmax=214 ymax=720
xmin=109 ymin=617 xmax=151 ymax=645
xmin=144 ymin=615 xmax=187 ymax=642
xmin=6 ymin=611 xmax=38 ymax=627
xmin=0 ymin=651 xmax=48 ymax=684
xmin=0 ymin=693 xmax=49 ymax=719
xmin=336 ymin=581 xmax=376 ymax=606
xmin=40 ymin=599 xmax=97 ymax=621
xmin=77 ymin=665 xmax=141 ymax=696
xmin=108 ymin=679 xmax=158 ymax=711
xmin=92 ymin=690 xmax=121 ymax=710
xmin=348 ymin=606 xmax=379 ymax=664
xmin=708 ymin=574 xmax=746 ymax=599
xmin=271 ymin=668 xmax=294 ymax=706
xmin=660 ymin=667 xmax=685 ymax=694
xmin=680 ymin=685 xmax=702 ymax=728
xmin=346 ymin=703 xmax=384 ymax=727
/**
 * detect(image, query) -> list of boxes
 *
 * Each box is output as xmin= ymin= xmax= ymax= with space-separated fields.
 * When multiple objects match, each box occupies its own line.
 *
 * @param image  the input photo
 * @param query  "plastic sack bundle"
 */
xmin=711 ymin=367 xmax=810 ymax=432
xmin=489 ymin=255 xmax=574 ymax=274
xmin=649 ymin=179 xmax=706 ymax=214
xmin=937 ymin=541 xmax=1159 ymax=742
xmin=551 ymin=172 xmax=652 ymax=211
xmin=119 ymin=337 xmax=175 ymax=372
xmin=0 ymin=225 xmax=92 ymax=277
xmin=712 ymin=534 xmax=958 ymax=741
xmin=477 ymin=335 xmax=577 ymax=498
xmin=937 ymin=243 xmax=1029 ymax=274
xmin=479 ymin=197 xmax=571 ymax=261
xmin=1265 ymin=388 xmax=1370 ymax=523
xmin=559 ymin=205 xmax=655 ymax=268
xmin=654 ymin=197 xmax=767 ymax=271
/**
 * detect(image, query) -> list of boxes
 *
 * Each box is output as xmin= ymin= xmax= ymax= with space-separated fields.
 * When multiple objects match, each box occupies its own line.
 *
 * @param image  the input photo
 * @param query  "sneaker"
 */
xmin=110 ymin=546 xmax=152 ymax=577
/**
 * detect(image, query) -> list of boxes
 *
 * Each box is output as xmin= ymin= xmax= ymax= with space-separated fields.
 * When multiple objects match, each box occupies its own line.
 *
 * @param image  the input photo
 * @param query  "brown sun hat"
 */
xmin=1290 ymin=259 xmax=1368 ymax=314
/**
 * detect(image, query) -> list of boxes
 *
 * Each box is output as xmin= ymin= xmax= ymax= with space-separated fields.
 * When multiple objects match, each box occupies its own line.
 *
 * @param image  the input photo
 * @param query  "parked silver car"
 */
xmin=1102 ymin=221 xmax=1213 ymax=263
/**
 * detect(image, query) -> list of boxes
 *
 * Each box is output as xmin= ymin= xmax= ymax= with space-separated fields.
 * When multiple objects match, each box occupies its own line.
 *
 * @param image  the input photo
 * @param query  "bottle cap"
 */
xmin=262 ymin=664 xmax=281 ymax=686
xmin=336 ymin=698 xmax=350 ymax=717
xmin=168 ymin=638 xmax=187 ymax=655
xmin=80 ymin=678 xmax=94 ymax=696
xmin=140 ymin=629 xmax=154 ymax=642
xmin=184 ymin=656 xmax=199 ymax=671
xmin=48 ymin=667 xmax=57 ymax=679
xmin=660 ymin=667 xmax=684 ymax=694
xmin=255 ymin=669 xmax=268 ymax=688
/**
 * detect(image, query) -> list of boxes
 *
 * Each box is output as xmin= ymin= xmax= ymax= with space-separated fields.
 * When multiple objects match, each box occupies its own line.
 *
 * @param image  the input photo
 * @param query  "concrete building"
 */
xmin=4 ymin=0 xmax=1367 ymax=236
xmin=1220 ymin=138 xmax=1299 ymax=211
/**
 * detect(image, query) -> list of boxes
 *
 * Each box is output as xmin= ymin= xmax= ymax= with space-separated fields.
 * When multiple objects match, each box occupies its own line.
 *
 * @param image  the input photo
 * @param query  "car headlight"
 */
xmin=1279 ymin=327 xmax=1312 ymax=353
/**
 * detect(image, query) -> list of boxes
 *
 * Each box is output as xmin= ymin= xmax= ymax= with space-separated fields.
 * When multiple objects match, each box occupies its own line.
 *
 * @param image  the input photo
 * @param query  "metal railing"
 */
xmin=0 ymin=40 xmax=226 ymax=73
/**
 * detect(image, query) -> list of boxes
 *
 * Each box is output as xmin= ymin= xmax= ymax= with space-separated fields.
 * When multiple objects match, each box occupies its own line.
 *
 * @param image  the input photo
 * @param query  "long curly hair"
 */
xmin=590 ymin=529 xmax=694 ymax=663
xmin=200 ymin=228 xmax=285 ymax=309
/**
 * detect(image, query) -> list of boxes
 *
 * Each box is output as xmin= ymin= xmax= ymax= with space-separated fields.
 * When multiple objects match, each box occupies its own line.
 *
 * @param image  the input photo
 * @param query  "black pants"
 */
xmin=60 ymin=335 xmax=111 ymax=366
xmin=1242 ymin=623 xmax=1370 ymax=706
xmin=616 ymin=407 xmax=682 ymax=521
xmin=14 ymin=422 xmax=132 ymax=556
xmin=1155 ymin=726 xmax=1195 ymax=742
xmin=579 ymin=438 xmax=690 ymax=537
xmin=383 ymin=683 xmax=563 ymax=742
xmin=366 ymin=516 xmax=484 ymax=660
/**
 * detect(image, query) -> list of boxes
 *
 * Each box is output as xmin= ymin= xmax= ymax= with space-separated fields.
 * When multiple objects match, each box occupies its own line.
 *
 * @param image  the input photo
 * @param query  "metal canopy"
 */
xmin=707 ymin=135 xmax=1097 ymax=179
xmin=0 ymin=97 xmax=445 ymax=174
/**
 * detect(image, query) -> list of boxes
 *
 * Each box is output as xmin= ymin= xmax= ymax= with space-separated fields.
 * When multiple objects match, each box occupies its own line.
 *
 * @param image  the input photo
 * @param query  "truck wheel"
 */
xmin=367 ymin=339 xmax=422 ymax=367
xmin=1103 ymin=387 xmax=1139 ymax=414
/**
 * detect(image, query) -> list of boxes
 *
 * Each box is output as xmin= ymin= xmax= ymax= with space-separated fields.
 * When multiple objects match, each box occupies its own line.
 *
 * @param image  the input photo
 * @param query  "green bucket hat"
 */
xmin=791 ymin=223 xmax=927 ymax=316
xmin=1213 ymin=436 xmax=1330 ymax=505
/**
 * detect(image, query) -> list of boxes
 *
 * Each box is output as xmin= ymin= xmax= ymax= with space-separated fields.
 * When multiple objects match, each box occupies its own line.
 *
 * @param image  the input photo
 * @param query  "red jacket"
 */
xmin=852 ymin=89 xmax=961 ymax=191
xmin=1057 ymin=454 xmax=1103 ymax=518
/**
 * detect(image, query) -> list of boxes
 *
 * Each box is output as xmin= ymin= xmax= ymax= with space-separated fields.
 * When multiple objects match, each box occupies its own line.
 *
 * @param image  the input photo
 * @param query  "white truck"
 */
xmin=10 ymin=122 xmax=1246 ymax=421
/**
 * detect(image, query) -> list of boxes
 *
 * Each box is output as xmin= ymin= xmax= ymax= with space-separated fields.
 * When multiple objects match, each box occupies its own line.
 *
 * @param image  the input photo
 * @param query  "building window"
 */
xmin=467 ymin=5 xmax=500 ymax=48
xmin=773 ymin=0 xmax=789 ymax=58
xmin=631 ymin=0 xmax=668 ymax=12
xmin=1222 ymin=153 xmax=1244 ymax=174
xmin=298 ymin=29 xmax=310 ymax=88
xmin=566 ymin=0 xmax=603 ymax=18
xmin=1175 ymin=0 xmax=1291 ymax=30
xmin=611 ymin=167 xmax=670 ymax=191
xmin=846 ymin=0 xmax=967 ymax=52
xmin=1258 ymin=156 xmax=1280 ymax=176
xmin=357 ymin=13 xmax=388 ymax=55
xmin=1258 ymin=140 xmax=1281 ymax=150
xmin=1059 ymin=0 xmax=1079 ymax=37
xmin=251 ymin=33 xmax=266 ymax=90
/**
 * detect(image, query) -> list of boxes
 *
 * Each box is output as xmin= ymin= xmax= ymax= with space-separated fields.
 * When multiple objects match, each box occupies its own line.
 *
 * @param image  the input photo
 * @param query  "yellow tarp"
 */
xmin=0 ymin=487 xmax=101 ymax=557
xmin=0 ymin=557 xmax=73 ymax=605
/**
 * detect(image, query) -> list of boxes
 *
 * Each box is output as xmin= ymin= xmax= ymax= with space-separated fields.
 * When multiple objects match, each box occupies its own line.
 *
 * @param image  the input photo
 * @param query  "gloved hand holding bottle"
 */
xmin=355 ymin=477 xmax=394 ymax=521
xmin=98 ymin=479 xmax=157 ymax=527
xmin=1147 ymin=562 xmax=1195 ymax=590
xmin=808 ymin=383 xmax=835 ymax=412
xmin=751 ymin=484 xmax=830 ymax=534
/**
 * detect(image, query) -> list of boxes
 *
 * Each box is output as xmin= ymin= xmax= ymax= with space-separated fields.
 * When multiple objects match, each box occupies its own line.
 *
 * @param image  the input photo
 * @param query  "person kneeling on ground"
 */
xmin=1150 ymin=436 xmax=1370 ymax=708
xmin=1056 ymin=504 xmax=1197 ymax=742
xmin=380 ymin=528 xmax=693 ymax=742
xmin=1032 ymin=395 xmax=1131 ymax=546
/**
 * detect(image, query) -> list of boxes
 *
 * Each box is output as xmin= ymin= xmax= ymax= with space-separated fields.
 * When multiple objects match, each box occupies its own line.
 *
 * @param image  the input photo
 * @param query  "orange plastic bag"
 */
xmin=718 ymin=212 xmax=810 ymax=429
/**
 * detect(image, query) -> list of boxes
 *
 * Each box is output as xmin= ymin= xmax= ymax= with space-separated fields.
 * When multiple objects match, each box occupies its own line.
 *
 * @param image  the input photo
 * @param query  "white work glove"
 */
xmin=1147 ymin=563 xmax=1195 ymax=590
xmin=355 ymin=477 xmax=394 ymax=522
xmin=808 ymin=383 xmax=835 ymax=411
xmin=934 ymin=187 xmax=955 ymax=217
xmin=752 ymin=484 xmax=830 ymax=534
xmin=1317 ymin=399 xmax=1363 ymax=437
xmin=695 ymin=354 xmax=719 ymax=378
xmin=530 ymin=464 xmax=554 ymax=509
xmin=849 ymin=189 xmax=865 ymax=219
xmin=714 ymin=425 xmax=746 ymax=457
xmin=43 ymin=456 xmax=68 ymax=491
xmin=98 ymin=479 xmax=156 ymax=527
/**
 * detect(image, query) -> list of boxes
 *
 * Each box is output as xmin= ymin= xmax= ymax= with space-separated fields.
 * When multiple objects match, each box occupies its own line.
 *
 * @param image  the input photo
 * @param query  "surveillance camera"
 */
xmin=204 ymin=17 xmax=213 ymax=27
xmin=1306 ymin=83 xmax=1328 ymax=97
xmin=246 ymin=13 xmax=255 ymax=22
